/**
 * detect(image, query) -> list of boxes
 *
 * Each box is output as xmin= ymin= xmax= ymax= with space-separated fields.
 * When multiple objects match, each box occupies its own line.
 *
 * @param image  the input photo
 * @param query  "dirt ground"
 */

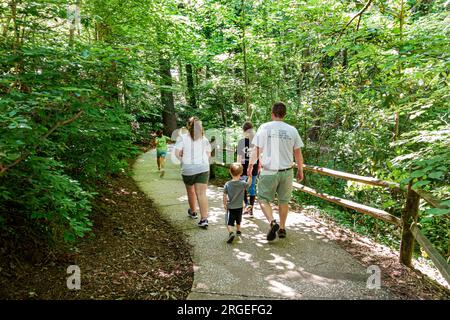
xmin=0 ymin=172 xmax=193 ymax=300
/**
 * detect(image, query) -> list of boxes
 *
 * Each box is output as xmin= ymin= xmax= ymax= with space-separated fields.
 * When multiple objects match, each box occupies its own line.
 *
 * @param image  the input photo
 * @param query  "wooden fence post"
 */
xmin=400 ymin=182 xmax=420 ymax=266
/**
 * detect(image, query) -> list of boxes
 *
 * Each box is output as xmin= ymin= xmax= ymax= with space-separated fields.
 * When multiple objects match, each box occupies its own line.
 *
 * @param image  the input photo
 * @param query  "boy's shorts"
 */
xmin=157 ymin=149 xmax=167 ymax=157
xmin=182 ymin=171 xmax=209 ymax=185
xmin=226 ymin=208 xmax=243 ymax=227
xmin=258 ymin=169 xmax=293 ymax=204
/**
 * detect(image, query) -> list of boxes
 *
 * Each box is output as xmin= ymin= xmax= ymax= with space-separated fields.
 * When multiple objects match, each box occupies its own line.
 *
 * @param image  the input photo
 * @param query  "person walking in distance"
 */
xmin=154 ymin=129 xmax=171 ymax=177
xmin=247 ymin=102 xmax=304 ymax=240
xmin=236 ymin=121 xmax=260 ymax=217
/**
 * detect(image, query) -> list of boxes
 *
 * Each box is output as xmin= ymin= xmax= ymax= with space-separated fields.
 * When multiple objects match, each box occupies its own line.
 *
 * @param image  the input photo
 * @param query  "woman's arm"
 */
xmin=175 ymin=148 xmax=183 ymax=160
xmin=205 ymin=138 xmax=212 ymax=159
xmin=246 ymin=175 xmax=253 ymax=186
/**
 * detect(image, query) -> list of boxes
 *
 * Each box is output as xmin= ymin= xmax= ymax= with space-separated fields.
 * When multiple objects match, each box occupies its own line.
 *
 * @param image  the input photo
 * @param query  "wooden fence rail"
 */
xmin=411 ymin=223 xmax=450 ymax=284
xmin=213 ymin=161 xmax=449 ymax=285
xmin=292 ymin=182 xmax=401 ymax=225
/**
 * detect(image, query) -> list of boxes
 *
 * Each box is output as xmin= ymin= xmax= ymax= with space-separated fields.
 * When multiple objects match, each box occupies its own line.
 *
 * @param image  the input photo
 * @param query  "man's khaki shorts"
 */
xmin=257 ymin=169 xmax=293 ymax=204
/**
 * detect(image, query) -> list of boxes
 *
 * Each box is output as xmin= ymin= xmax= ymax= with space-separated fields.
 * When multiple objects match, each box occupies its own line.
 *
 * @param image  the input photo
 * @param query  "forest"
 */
xmin=0 ymin=0 xmax=449 ymax=297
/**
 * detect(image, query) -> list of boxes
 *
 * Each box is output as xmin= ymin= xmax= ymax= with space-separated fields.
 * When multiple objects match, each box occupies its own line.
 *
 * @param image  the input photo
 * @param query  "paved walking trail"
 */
xmin=133 ymin=148 xmax=394 ymax=299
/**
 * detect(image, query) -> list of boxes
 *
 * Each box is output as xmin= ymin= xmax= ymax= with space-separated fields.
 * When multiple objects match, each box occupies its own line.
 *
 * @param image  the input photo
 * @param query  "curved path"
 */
xmin=133 ymin=148 xmax=395 ymax=299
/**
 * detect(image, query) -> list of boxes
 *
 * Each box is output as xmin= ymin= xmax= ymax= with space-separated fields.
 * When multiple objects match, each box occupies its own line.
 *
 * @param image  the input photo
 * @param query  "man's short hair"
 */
xmin=230 ymin=163 xmax=243 ymax=177
xmin=272 ymin=102 xmax=287 ymax=118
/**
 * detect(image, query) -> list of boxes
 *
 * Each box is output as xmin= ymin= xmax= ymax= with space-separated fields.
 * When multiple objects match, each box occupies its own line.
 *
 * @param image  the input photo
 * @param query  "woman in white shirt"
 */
xmin=175 ymin=117 xmax=211 ymax=227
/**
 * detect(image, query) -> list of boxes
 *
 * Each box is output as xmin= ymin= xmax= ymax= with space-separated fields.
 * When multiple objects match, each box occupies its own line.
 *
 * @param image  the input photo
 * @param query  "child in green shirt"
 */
xmin=154 ymin=130 xmax=171 ymax=177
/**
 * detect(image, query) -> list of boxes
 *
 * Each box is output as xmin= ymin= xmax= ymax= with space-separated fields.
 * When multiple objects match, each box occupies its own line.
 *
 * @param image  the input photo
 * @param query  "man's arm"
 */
xmin=247 ymin=146 xmax=260 ymax=177
xmin=294 ymin=148 xmax=304 ymax=182
xmin=257 ymin=153 xmax=262 ymax=174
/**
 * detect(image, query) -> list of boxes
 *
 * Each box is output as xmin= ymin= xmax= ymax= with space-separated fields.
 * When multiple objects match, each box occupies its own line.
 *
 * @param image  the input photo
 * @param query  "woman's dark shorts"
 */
xmin=182 ymin=171 xmax=210 ymax=185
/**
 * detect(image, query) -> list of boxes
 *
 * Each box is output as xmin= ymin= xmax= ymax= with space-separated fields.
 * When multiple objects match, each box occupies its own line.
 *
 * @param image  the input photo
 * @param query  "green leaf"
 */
xmin=6 ymin=153 xmax=20 ymax=161
xmin=428 ymin=171 xmax=444 ymax=179
xmin=410 ymin=170 xmax=426 ymax=178
xmin=425 ymin=208 xmax=450 ymax=216
xmin=412 ymin=180 xmax=431 ymax=189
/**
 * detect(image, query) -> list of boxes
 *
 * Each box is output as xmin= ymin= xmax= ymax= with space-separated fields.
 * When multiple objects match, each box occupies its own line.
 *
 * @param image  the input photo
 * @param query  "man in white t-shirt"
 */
xmin=247 ymin=102 xmax=304 ymax=241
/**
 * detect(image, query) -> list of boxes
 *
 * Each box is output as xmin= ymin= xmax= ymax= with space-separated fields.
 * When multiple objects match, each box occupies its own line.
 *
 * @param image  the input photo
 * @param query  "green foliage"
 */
xmin=0 ymin=0 xmax=152 ymax=243
xmin=192 ymin=0 xmax=449 ymax=258
xmin=1 ymin=0 xmax=448 ymax=260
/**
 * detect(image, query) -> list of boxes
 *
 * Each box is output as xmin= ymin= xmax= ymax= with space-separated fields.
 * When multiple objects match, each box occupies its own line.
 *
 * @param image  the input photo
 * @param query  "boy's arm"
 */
xmin=223 ymin=192 xmax=228 ymax=211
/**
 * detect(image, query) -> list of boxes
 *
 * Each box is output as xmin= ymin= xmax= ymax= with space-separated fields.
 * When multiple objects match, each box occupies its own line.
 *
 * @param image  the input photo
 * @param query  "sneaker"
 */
xmin=187 ymin=208 xmax=198 ymax=219
xmin=198 ymin=219 xmax=208 ymax=227
xmin=160 ymin=170 xmax=165 ymax=178
xmin=227 ymin=232 xmax=235 ymax=243
xmin=267 ymin=220 xmax=280 ymax=241
xmin=278 ymin=228 xmax=286 ymax=239
xmin=236 ymin=230 xmax=242 ymax=236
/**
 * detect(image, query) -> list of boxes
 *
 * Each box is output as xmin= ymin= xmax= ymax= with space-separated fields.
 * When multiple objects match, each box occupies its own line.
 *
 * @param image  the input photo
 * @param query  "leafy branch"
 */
xmin=0 ymin=110 xmax=84 ymax=175
xmin=336 ymin=0 xmax=373 ymax=42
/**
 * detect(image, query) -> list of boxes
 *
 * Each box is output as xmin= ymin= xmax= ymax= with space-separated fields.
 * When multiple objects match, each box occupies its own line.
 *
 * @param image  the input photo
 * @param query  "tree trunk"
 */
xmin=159 ymin=55 xmax=177 ymax=136
xmin=186 ymin=63 xmax=197 ymax=108
xmin=241 ymin=0 xmax=251 ymax=118
xmin=399 ymin=182 xmax=420 ymax=267
xmin=393 ymin=112 xmax=399 ymax=141
xmin=342 ymin=48 xmax=348 ymax=69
